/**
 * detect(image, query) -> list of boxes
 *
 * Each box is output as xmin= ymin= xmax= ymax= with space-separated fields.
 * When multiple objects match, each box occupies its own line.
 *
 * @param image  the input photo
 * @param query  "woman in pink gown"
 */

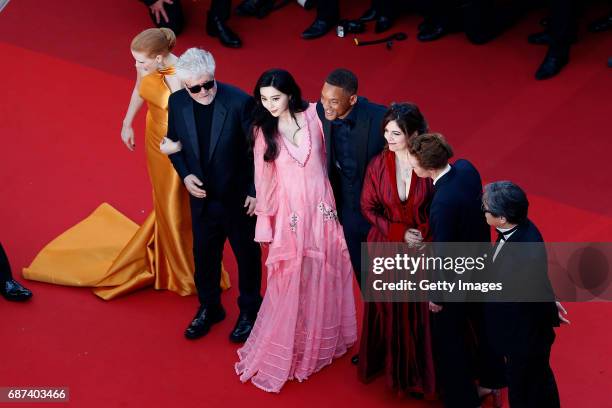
xmin=235 ymin=69 xmax=357 ymax=392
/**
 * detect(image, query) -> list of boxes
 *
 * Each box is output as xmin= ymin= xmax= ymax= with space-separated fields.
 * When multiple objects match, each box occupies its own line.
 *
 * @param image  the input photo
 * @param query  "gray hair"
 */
xmin=175 ymin=48 xmax=216 ymax=81
xmin=483 ymin=181 xmax=529 ymax=224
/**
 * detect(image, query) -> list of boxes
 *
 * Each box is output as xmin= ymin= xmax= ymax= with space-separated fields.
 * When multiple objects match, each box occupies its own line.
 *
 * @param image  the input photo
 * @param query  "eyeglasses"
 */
xmin=186 ymin=79 xmax=215 ymax=94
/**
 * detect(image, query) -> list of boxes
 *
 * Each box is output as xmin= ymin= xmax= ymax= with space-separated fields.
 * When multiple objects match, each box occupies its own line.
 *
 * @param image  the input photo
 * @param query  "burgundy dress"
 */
xmin=358 ymin=149 xmax=436 ymax=397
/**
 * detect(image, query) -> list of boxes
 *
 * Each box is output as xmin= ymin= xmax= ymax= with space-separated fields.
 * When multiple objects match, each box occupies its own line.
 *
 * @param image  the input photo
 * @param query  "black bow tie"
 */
xmin=496 ymin=225 xmax=519 ymax=242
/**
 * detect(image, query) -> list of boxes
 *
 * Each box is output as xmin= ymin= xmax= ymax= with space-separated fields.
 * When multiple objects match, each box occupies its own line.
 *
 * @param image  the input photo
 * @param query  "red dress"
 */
xmin=358 ymin=149 xmax=436 ymax=397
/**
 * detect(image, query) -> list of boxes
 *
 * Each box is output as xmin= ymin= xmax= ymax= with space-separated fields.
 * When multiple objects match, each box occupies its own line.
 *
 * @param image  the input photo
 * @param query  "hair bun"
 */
xmin=159 ymin=28 xmax=176 ymax=52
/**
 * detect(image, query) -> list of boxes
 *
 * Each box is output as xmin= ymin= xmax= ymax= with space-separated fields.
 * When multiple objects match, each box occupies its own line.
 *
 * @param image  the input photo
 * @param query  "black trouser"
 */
xmin=210 ymin=0 xmax=232 ymax=21
xmin=506 ymin=326 xmax=560 ymax=407
xmin=192 ymin=199 xmax=262 ymax=315
xmin=462 ymin=0 xmax=531 ymax=44
xmin=0 ymin=243 xmax=12 ymax=283
xmin=146 ymin=0 xmax=185 ymax=35
xmin=432 ymin=303 xmax=505 ymax=408
xmin=371 ymin=0 xmax=395 ymax=17
xmin=316 ymin=0 xmax=339 ymax=22
xmin=547 ymin=0 xmax=577 ymax=57
xmin=340 ymin=205 xmax=371 ymax=287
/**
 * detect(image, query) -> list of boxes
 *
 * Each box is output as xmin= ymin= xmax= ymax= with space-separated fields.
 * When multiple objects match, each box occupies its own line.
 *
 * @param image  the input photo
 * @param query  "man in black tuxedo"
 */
xmin=140 ymin=0 xmax=242 ymax=48
xmin=316 ymin=69 xmax=386 ymax=285
xmin=167 ymin=48 xmax=262 ymax=342
xmin=407 ymin=133 xmax=505 ymax=408
xmin=482 ymin=181 xmax=563 ymax=407
xmin=1 ymin=243 xmax=32 ymax=302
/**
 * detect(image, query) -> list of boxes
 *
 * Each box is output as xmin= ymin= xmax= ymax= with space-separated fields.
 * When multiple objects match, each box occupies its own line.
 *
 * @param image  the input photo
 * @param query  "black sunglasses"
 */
xmin=187 ymin=79 xmax=215 ymax=93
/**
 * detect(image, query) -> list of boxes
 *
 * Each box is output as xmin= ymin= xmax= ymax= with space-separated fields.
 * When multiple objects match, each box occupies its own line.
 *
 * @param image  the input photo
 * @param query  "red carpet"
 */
xmin=1 ymin=0 xmax=611 ymax=407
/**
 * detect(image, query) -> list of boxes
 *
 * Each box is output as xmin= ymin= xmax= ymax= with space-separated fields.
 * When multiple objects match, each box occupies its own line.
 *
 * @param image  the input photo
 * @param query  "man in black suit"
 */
xmin=167 ymin=48 xmax=262 ymax=342
xmin=482 ymin=181 xmax=564 ymax=407
xmin=317 ymin=69 xmax=386 ymax=285
xmin=407 ymin=133 xmax=505 ymax=408
xmin=140 ymin=0 xmax=242 ymax=48
xmin=1 ymin=243 xmax=32 ymax=302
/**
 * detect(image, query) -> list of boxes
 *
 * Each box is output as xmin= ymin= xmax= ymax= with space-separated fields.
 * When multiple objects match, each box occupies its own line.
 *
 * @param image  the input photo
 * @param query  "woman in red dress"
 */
xmin=358 ymin=102 xmax=436 ymax=398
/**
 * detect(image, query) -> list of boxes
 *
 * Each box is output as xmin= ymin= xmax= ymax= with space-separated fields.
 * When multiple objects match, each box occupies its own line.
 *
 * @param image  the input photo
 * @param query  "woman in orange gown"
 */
xmin=23 ymin=28 xmax=229 ymax=299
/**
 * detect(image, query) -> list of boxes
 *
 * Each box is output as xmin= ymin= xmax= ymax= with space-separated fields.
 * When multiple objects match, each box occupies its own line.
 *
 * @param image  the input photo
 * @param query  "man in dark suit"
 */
xmin=316 ymin=68 xmax=386 ymax=285
xmin=1 ymin=243 xmax=32 ymax=301
xmin=482 ymin=181 xmax=564 ymax=407
xmin=139 ymin=0 xmax=242 ymax=48
xmin=407 ymin=133 xmax=505 ymax=408
xmin=167 ymin=48 xmax=262 ymax=342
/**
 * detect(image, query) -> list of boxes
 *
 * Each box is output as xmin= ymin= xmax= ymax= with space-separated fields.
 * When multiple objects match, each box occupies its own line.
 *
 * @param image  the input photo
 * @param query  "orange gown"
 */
xmin=23 ymin=66 xmax=230 ymax=299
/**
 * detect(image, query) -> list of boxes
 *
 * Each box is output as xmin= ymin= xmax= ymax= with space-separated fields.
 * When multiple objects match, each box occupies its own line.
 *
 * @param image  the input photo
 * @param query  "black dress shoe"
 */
xmin=588 ymin=15 xmax=612 ymax=33
xmin=301 ymin=19 xmax=336 ymax=40
xmin=206 ymin=14 xmax=242 ymax=48
xmin=359 ymin=7 xmax=378 ymax=22
xmin=535 ymin=52 xmax=569 ymax=80
xmin=1 ymin=279 xmax=32 ymax=301
xmin=375 ymin=16 xmax=393 ymax=33
xmin=351 ymin=354 xmax=359 ymax=365
xmin=417 ymin=23 xmax=448 ymax=42
xmin=184 ymin=305 xmax=226 ymax=340
xmin=229 ymin=312 xmax=257 ymax=343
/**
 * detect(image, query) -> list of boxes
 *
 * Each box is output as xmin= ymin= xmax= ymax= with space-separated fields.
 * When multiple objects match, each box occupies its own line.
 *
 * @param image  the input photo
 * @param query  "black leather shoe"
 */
xmin=351 ymin=354 xmax=359 ymax=365
xmin=184 ymin=305 xmax=226 ymax=340
xmin=375 ymin=16 xmax=393 ymax=33
xmin=229 ymin=312 xmax=257 ymax=343
xmin=301 ymin=19 xmax=336 ymax=40
xmin=206 ymin=14 xmax=242 ymax=48
xmin=359 ymin=7 xmax=378 ymax=22
xmin=535 ymin=53 xmax=569 ymax=80
xmin=417 ymin=23 xmax=448 ymax=42
xmin=1 ymin=279 xmax=32 ymax=301
xmin=588 ymin=15 xmax=612 ymax=33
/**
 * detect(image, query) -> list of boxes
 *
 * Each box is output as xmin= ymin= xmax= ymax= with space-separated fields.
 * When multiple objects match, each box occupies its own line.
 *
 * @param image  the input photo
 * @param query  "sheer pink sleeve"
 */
xmin=253 ymin=129 xmax=278 ymax=243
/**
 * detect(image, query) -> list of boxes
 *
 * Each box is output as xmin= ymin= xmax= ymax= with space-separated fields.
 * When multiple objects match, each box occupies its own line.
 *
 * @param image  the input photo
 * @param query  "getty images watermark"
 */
xmin=360 ymin=242 xmax=612 ymax=303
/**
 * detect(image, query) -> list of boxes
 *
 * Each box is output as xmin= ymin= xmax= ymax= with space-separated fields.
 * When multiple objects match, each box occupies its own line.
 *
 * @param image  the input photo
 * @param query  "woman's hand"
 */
xmin=556 ymin=302 xmax=570 ymax=324
xmin=121 ymin=124 xmax=135 ymax=151
xmin=404 ymin=228 xmax=423 ymax=248
xmin=160 ymin=137 xmax=182 ymax=155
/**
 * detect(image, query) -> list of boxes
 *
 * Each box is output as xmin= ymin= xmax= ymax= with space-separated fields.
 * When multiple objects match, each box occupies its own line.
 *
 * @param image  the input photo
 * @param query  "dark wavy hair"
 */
xmin=250 ymin=69 xmax=308 ymax=162
xmin=382 ymin=102 xmax=428 ymax=148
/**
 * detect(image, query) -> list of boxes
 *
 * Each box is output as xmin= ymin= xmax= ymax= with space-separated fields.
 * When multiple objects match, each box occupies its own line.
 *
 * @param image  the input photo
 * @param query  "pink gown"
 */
xmin=235 ymin=103 xmax=357 ymax=393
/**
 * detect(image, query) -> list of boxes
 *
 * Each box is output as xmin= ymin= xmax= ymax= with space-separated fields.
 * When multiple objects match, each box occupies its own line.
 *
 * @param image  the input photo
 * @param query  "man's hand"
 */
xmin=184 ymin=174 xmax=206 ymax=198
xmin=429 ymin=301 xmax=443 ymax=313
xmin=149 ymin=0 xmax=173 ymax=24
xmin=244 ymin=196 xmax=256 ymax=216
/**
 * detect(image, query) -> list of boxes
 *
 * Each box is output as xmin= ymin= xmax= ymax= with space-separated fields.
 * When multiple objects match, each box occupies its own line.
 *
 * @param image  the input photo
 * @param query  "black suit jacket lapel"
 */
xmin=209 ymin=98 xmax=227 ymax=162
xmin=181 ymin=97 xmax=200 ymax=162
